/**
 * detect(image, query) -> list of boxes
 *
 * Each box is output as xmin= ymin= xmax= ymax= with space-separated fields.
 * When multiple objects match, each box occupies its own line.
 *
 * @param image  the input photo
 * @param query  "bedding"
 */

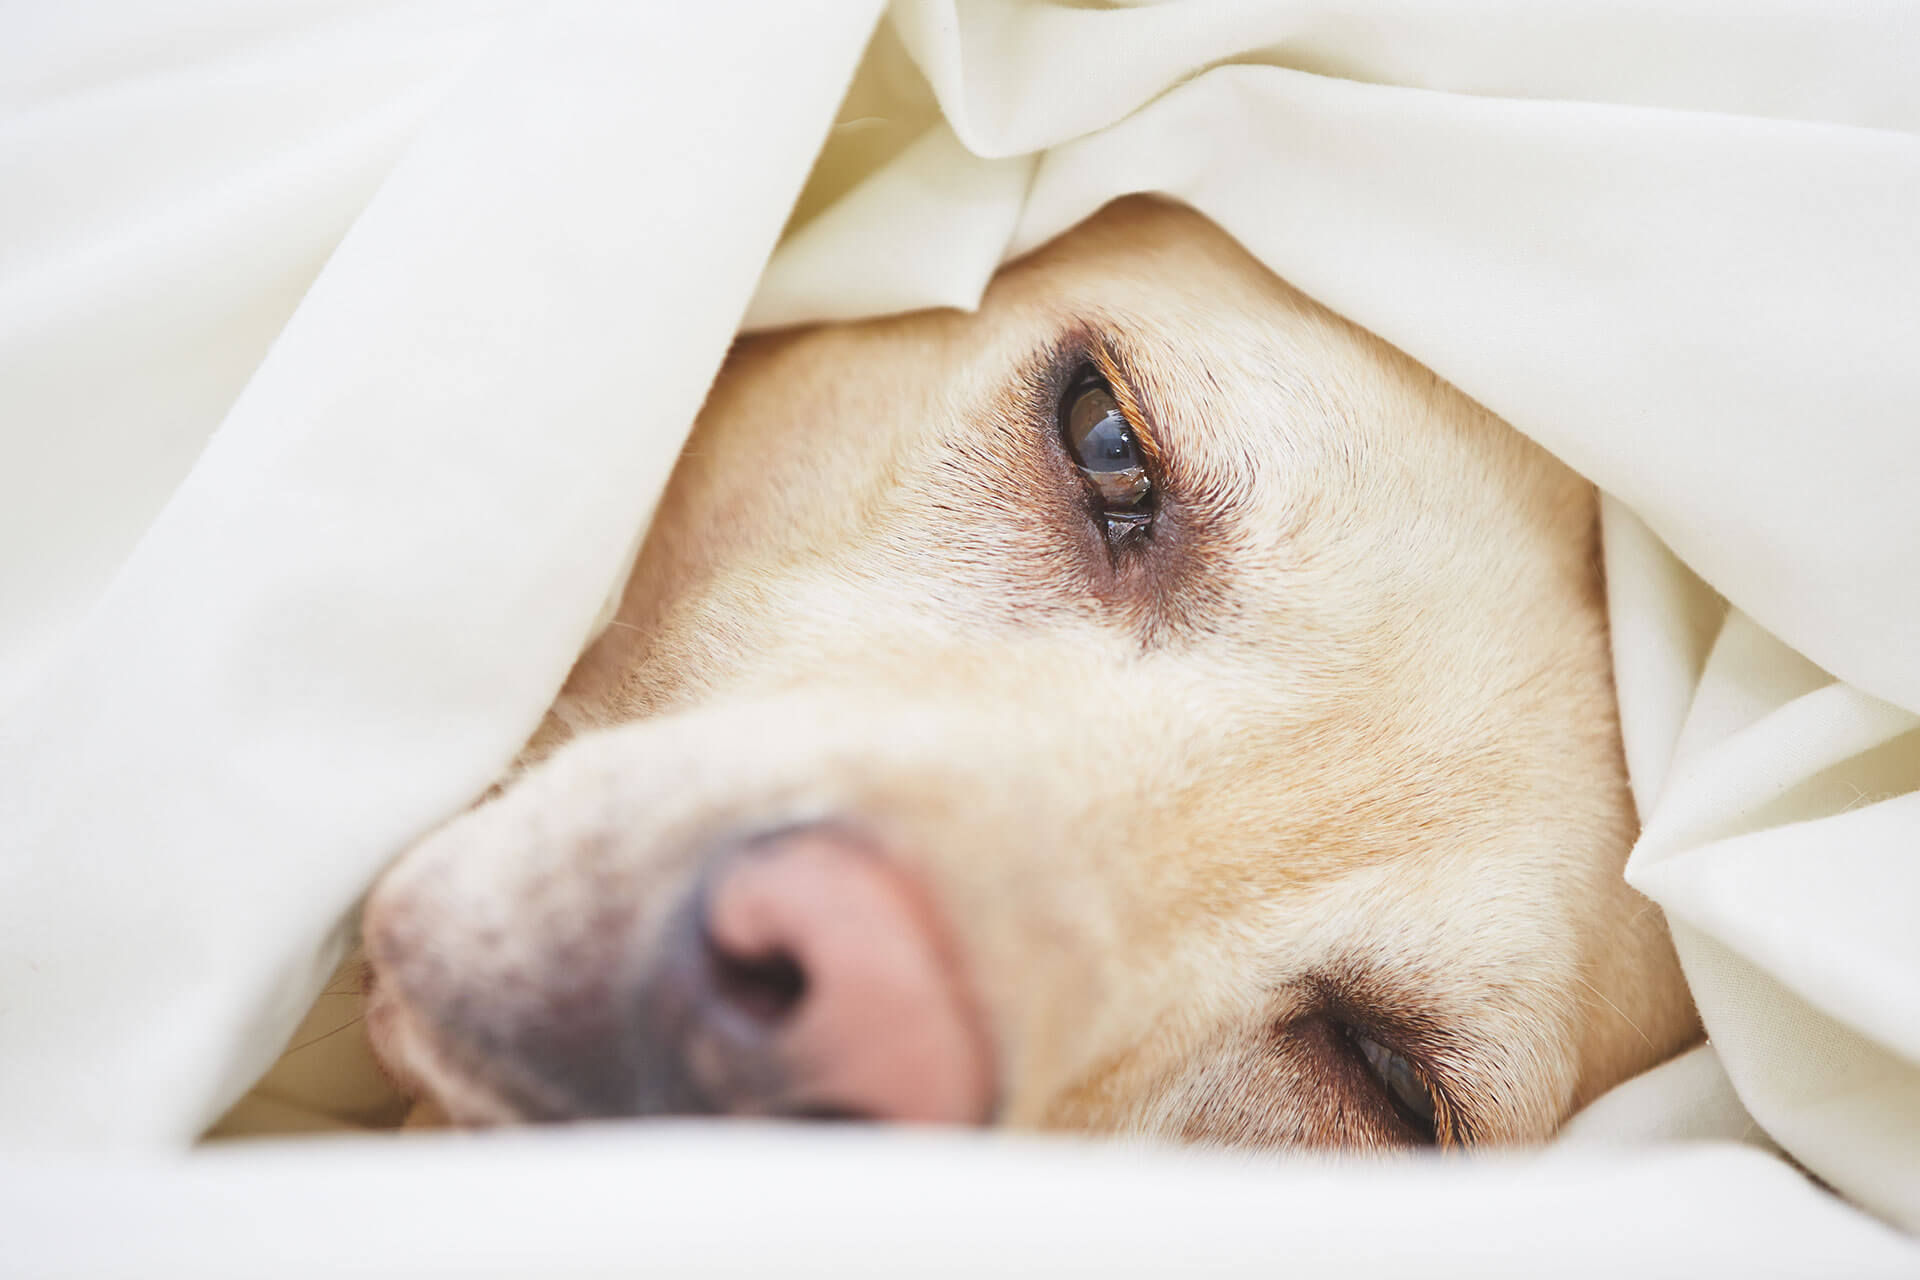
xmin=2 ymin=0 xmax=1917 ymax=1270
xmin=10 ymin=1132 xmax=1920 ymax=1278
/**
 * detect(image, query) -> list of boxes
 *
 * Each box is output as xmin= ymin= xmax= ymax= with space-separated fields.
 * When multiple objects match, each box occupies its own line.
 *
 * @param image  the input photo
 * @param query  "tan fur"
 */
xmin=363 ymin=197 xmax=1699 ymax=1150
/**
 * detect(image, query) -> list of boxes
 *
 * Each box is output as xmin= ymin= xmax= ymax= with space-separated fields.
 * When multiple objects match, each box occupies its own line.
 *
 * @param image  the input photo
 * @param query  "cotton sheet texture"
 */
xmin=2 ymin=0 xmax=1917 ymax=1269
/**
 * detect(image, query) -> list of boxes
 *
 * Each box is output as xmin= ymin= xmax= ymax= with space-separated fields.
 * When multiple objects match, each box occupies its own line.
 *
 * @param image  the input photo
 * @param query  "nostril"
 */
xmin=703 ymin=931 xmax=806 ymax=1024
xmin=662 ymin=824 xmax=995 ymax=1125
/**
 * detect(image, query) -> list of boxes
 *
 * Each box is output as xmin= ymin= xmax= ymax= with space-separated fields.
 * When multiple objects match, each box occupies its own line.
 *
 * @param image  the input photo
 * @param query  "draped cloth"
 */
xmin=3 ymin=2 xmax=1917 ymax=1270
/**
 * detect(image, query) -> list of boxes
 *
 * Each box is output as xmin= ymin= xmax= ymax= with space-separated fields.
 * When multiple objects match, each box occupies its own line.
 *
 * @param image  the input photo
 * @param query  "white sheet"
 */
xmin=10 ymin=1131 xmax=1920 ymax=1279
xmin=2 ymin=0 xmax=1917 ymax=1264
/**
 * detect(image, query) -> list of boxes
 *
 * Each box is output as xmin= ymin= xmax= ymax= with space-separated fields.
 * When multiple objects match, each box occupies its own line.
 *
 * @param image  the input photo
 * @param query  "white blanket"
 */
xmin=10 ymin=1130 xmax=1920 ymax=1278
xmin=2 ymin=0 xmax=1917 ymax=1268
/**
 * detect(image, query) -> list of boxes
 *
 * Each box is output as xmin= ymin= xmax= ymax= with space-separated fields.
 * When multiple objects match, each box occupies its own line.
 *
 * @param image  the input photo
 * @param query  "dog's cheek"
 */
xmin=1028 ymin=1060 xmax=1175 ymax=1139
xmin=1038 ymin=1017 xmax=1417 ymax=1153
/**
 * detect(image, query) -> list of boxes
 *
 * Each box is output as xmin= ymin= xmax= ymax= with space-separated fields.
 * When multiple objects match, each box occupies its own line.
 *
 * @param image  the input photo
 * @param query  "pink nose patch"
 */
xmin=701 ymin=828 xmax=995 ymax=1125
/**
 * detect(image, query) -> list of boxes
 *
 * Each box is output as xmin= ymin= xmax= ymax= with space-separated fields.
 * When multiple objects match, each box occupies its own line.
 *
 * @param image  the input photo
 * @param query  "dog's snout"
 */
xmin=381 ymin=822 xmax=1000 ymax=1127
xmin=653 ymin=825 xmax=995 ymax=1125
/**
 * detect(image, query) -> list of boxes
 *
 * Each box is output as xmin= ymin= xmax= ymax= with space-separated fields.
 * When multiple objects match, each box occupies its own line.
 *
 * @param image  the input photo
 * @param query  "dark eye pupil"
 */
xmin=1085 ymin=416 xmax=1134 ymax=467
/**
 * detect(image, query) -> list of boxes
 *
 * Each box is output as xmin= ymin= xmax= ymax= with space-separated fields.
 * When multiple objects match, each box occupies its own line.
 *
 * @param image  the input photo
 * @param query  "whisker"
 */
xmin=284 ymin=1015 xmax=366 ymax=1057
xmin=1571 ymin=976 xmax=1656 ymax=1052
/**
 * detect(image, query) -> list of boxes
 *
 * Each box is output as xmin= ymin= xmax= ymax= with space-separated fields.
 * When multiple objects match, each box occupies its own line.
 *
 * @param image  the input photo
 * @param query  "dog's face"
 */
xmin=365 ymin=198 xmax=1696 ymax=1151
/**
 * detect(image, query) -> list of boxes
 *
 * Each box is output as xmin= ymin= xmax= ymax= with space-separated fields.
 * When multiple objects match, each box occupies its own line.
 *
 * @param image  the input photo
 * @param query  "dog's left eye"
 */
xmin=1059 ymin=367 xmax=1153 ymax=533
xmin=1349 ymin=1026 xmax=1438 ymax=1142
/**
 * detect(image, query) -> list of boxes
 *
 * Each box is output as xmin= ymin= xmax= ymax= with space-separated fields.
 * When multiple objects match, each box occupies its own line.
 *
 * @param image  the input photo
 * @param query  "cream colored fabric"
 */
xmin=3 ymin=0 xmax=1918 ymax=1264
xmin=0 ymin=0 xmax=882 ymax=1146
xmin=11 ymin=1132 xmax=1920 ymax=1278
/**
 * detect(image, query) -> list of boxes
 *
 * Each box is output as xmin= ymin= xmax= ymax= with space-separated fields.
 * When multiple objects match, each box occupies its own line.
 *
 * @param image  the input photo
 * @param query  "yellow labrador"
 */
xmin=362 ymin=197 xmax=1698 ymax=1150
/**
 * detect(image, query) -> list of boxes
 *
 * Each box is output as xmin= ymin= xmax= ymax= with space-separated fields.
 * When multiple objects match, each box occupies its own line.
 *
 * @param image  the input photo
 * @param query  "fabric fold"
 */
xmin=0 ymin=0 xmax=882 ymax=1147
xmin=2 ymin=0 xmax=1916 ymax=1244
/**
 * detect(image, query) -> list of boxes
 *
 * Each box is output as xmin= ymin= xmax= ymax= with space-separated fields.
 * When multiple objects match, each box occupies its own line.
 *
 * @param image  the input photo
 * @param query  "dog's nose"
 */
xmin=508 ymin=824 xmax=995 ymax=1125
xmin=681 ymin=826 xmax=994 ymax=1123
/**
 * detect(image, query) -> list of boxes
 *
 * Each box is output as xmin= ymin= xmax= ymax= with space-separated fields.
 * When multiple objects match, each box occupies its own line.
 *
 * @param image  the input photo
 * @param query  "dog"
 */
xmin=362 ymin=196 xmax=1699 ymax=1151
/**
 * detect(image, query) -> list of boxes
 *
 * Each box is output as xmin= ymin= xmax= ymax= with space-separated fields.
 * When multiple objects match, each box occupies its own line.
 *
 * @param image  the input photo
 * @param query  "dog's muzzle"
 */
xmin=367 ymin=822 xmax=997 ymax=1127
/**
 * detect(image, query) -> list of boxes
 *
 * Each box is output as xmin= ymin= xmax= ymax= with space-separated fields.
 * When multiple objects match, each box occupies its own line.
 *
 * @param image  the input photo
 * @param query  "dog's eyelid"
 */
xmin=1084 ymin=343 xmax=1166 ymax=473
xmin=1343 ymin=1023 xmax=1441 ymax=1143
xmin=1300 ymin=977 xmax=1468 ymax=1147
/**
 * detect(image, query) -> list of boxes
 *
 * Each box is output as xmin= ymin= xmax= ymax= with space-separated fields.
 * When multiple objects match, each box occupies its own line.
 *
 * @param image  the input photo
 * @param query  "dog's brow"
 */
xmin=1088 ymin=340 xmax=1169 ymax=477
xmin=1094 ymin=323 xmax=1268 ymax=520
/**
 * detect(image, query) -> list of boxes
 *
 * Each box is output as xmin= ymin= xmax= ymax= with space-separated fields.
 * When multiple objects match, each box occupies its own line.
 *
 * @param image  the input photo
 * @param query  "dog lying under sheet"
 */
xmin=359 ymin=197 xmax=1700 ymax=1149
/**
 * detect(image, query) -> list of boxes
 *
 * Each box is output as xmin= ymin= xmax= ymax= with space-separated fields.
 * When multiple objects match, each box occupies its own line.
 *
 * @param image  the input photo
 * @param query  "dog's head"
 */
xmin=365 ymin=198 xmax=1696 ymax=1150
